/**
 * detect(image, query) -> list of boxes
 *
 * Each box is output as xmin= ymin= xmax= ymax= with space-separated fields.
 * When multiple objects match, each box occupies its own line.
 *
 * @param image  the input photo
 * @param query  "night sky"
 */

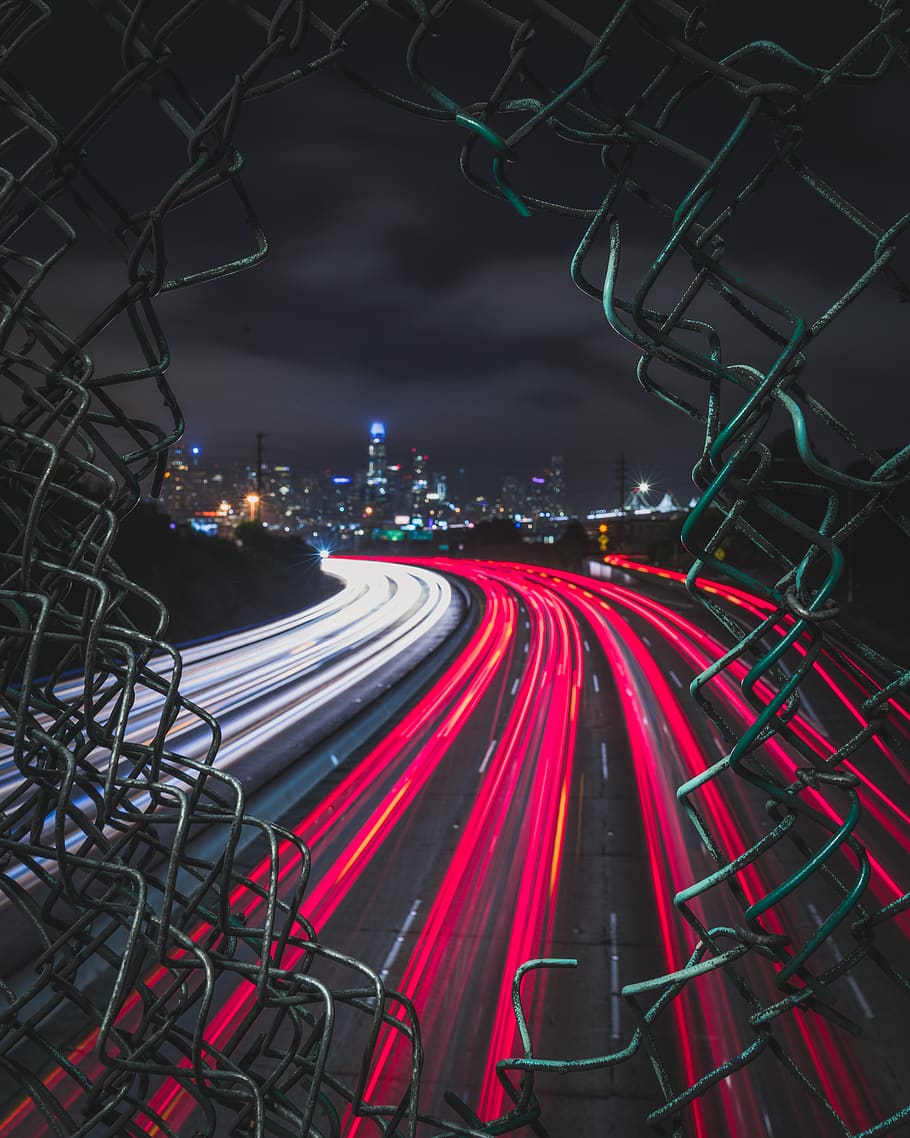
xmin=17 ymin=4 xmax=910 ymax=513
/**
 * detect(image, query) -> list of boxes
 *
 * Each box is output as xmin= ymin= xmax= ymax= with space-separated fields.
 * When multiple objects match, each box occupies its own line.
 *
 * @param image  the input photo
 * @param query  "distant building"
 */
xmin=544 ymin=455 xmax=566 ymax=517
xmin=526 ymin=455 xmax=568 ymax=528
xmin=623 ymin=486 xmax=682 ymax=513
xmin=385 ymin=462 xmax=403 ymax=515
xmin=159 ymin=446 xmax=193 ymax=520
xmin=159 ymin=445 xmax=227 ymax=524
xmin=366 ymin=421 xmax=388 ymax=503
xmin=326 ymin=472 xmax=355 ymax=521
xmin=410 ymin=449 xmax=429 ymax=517
xmin=499 ymin=475 xmax=522 ymax=516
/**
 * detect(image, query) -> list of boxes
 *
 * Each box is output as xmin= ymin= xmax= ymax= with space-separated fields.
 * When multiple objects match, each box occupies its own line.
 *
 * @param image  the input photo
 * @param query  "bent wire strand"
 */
xmin=0 ymin=2 xmax=909 ymax=1136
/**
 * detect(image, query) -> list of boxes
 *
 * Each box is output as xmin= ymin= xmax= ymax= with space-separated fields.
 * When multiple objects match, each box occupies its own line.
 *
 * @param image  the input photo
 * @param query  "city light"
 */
xmin=153 ymin=420 xmax=688 ymax=543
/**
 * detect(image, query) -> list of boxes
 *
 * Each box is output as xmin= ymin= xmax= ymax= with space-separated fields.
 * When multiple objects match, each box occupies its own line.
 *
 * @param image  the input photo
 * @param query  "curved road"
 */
xmin=0 ymin=559 xmax=457 ymax=898
xmin=4 ymin=556 xmax=909 ymax=1138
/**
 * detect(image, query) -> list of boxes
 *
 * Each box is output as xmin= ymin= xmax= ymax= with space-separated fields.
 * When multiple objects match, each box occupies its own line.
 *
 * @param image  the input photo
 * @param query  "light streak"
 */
xmin=520 ymin=562 xmax=888 ymax=1133
xmin=136 ymin=566 xmax=520 ymax=1134
xmin=3 ymin=561 xmax=511 ymax=1137
xmin=12 ymin=555 xmax=906 ymax=1137
xmin=341 ymin=563 xmax=583 ymax=1130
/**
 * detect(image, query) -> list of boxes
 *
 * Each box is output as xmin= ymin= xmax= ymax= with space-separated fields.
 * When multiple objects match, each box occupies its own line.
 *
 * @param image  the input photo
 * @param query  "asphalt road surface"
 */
xmin=4 ymin=556 xmax=909 ymax=1138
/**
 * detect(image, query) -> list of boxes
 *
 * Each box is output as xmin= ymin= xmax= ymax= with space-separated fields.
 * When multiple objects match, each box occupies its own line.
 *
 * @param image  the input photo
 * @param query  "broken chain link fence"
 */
xmin=0 ymin=1 xmax=909 ymax=1135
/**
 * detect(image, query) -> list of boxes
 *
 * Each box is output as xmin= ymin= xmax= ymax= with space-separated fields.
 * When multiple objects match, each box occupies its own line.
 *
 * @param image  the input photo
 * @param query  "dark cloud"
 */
xmin=522 ymin=387 xmax=583 ymax=412
xmin=13 ymin=9 xmax=908 ymax=513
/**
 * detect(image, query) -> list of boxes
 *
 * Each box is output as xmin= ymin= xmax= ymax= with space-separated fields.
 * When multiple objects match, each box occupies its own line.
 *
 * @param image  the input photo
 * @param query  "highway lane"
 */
xmin=511 ymin=562 xmax=910 ymax=1135
xmin=601 ymin=554 xmax=910 ymax=765
xmin=0 ymin=562 xmax=517 ymax=1137
xmin=136 ymin=564 xmax=526 ymax=1135
xmin=593 ymin=556 xmax=910 ymax=926
xmin=1 ymin=559 xmax=593 ymax=1137
xmin=3 ymin=558 xmax=455 ymax=791
xmin=0 ymin=559 xmax=459 ymax=900
xmin=253 ymin=558 xmax=903 ymax=1136
xmin=4 ymin=555 xmax=908 ymax=1138
xmin=328 ymin=558 xmax=908 ymax=1136
xmin=340 ymin=563 xmax=584 ymax=1132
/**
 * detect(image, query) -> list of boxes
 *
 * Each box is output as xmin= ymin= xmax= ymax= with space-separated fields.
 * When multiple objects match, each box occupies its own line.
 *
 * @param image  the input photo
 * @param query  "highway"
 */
xmin=0 ymin=558 xmax=458 ymax=899
xmin=3 ymin=556 xmax=909 ymax=1137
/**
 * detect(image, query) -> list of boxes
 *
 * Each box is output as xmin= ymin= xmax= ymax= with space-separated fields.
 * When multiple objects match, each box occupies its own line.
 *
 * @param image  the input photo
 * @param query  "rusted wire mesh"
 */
xmin=1 ymin=2 xmax=909 ymax=1136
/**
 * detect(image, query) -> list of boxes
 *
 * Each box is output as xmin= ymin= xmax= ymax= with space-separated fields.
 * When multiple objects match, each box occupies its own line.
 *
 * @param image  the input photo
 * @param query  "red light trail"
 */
xmin=4 ymin=556 xmax=906 ymax=1138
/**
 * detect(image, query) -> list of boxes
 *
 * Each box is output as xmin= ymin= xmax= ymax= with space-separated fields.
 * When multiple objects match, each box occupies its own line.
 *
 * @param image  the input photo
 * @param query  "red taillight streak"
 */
xmin=345 ymin=568 xmax=581 ymax=1132
xmin=524 ymin=565 xmax=879 ymax=1131
xmin=594 ymin=577 xmax=910 ymax=906
xmin=603 ymin=610 xmax=862 ymax=1130
xmin=576 ymin=597 xmax=713 ymax=1137
xmin=476 ymin=580 xmax=583 ymax=1120
xmin=512 ymin=570 xmax=708 ymax=1121
xmin=344 ymin=581 xmax=551 ymax=1130
xmin=3 ymin=568 xmax=518 ymax=1137
xmin=606 ymin=555 xmax=910 ymax=743
xmin=580 ymin=567 xmax=910 ymax=924
xmin=137 ymin=572 xmax=520 ymax=1134
xmin=535 ymin=564 xmax=910 ymax=910
xmin=600 ymin=586 xmax=892 ymax=1130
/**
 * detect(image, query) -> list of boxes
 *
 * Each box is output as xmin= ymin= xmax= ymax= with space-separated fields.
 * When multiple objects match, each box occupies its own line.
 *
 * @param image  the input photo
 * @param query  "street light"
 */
xmin=245 ymin=493 xmax=260 ymax=522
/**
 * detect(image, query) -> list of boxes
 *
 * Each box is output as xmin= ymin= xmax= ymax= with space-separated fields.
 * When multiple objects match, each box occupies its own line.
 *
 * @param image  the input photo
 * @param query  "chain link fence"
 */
xmin=0 ymin=2 xmax=908 ymax=1135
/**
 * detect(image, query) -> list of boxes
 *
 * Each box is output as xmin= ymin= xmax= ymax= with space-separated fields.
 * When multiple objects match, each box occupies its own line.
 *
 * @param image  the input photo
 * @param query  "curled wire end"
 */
xmin=511 ymin=957 xmax=578 ymax=1056
xmin=493 ymin=154 xmax=530 ymax=218
xmin=492 ymin=154 xmax=532 ymax=218
xmin=454 ymin=112 xmax=531 ymax=217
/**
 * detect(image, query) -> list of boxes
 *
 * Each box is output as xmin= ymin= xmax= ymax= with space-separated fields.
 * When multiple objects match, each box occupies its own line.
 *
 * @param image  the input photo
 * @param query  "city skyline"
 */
xmin=26 ymin=12 xmax=907 ymax=516
xmin=157 ymin=415 xmax=690 ymax=568
xmin=167 ymin=419 xmax=672 ymax=521
xmin=160 ymin=420 xmax=573 ymax=530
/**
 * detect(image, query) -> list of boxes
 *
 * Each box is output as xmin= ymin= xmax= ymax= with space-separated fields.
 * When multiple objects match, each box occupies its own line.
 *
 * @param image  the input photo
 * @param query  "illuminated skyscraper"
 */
xmin=410 ymin=449 xmax=429 ymax=515
xmin=546 ymin=455 xmax=566 ymax=515
xmin=366 ymin=421 xmax=388 ymax=501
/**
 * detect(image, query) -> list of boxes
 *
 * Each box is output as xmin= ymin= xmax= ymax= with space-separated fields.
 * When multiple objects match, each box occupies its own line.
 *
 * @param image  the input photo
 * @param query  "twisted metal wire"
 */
xmin=0 ymin=5 xmax=433 ymax=1136
xmin=1 ymin=1 xmax=909 ymax=1135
